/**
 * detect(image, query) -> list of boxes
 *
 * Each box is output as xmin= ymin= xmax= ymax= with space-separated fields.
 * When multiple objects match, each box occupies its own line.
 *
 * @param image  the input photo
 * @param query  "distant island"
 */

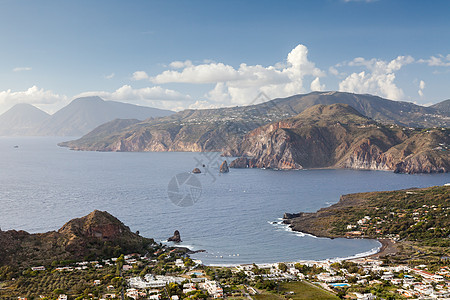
xmin=0 ymin=96 xmax=174 ymax=136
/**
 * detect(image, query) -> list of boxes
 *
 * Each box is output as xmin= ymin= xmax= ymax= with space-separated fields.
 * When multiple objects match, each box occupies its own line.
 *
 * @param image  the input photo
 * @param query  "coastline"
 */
xmin=367 ymin=238 xmax=397 ymax=259
xmin=187 ymin=232 xmax=385 ymax=268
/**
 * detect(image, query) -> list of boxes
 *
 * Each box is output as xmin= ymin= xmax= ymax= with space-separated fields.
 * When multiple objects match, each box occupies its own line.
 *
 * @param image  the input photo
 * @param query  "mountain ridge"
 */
xmin=0 ymin=103 xmax=50 ymax=136
xmin=59 ymin=91 xmax=450 ymax=152
xmin=0 ymin=96 xmax=174 ymax=136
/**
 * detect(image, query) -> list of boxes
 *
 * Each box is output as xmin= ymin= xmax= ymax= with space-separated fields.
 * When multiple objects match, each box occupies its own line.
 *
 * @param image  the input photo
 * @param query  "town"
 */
xmin=5 ymin=242 xmax=448 ymax=300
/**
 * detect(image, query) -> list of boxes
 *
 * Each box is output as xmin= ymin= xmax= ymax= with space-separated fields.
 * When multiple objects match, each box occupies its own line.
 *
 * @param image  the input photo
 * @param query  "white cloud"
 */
xmin=0 ymin=86 xmax=68 ymax=114
xmin=132 ymin=71 xmax=150 ymax=81
xmin=152 ymin=63 xmax=239 ymax=84
xmin=105 ymin=73 xmax=115 ymax=79
xmin=145 ymin=44 xmax=324 ymax=106
xmin=169 ymin=60 xmax=193 ymax=69
xmin=75 ymin=85 xmax=192 ymax=111
xmin=418 ymin=80 xmax=425 ymax=97
xmin=328 ymin=66 xmax=339 ymax=76
xmin=418 ymin=55 xmax=450 ymax=67
xmin=13 ymin=67 xmax=32 ymax=72
xmin=419 ymin=80 xmax=425 ymax=90
xmin=77 ymin=85 xmax=191 ymax=102
xmin=338 ymin=56 xmax=414 ymax=100
xmin=310 ymin=77 xmax=325 ymax=91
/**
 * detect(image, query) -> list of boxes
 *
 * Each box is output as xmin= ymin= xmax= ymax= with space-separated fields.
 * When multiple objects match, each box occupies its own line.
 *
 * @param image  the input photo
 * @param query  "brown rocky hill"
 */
xmin=228 ymin=104 xmax=449 ymax=173
xmin=0 ymin=210 xmax=154 ymax=268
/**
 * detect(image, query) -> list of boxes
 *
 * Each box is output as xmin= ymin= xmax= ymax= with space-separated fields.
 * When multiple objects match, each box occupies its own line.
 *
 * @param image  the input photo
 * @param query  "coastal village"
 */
xmin=7 ymin=242 xmax=449 ymax=300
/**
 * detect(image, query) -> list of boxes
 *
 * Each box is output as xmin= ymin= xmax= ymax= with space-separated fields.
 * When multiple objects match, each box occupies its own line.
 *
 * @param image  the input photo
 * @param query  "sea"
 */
xmin=1 ymin=137 xmax=449 ymax=265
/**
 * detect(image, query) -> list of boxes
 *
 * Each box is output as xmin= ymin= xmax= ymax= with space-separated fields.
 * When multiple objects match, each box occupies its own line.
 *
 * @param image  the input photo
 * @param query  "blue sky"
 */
xmin=1 ymin=0 xmax=450 ymax=114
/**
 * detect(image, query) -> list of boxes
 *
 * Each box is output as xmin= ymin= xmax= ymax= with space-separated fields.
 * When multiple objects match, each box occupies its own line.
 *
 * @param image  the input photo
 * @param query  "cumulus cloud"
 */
xmin=418 ymin=80 xmax=426 ymax=97
xmin=169 ymin=60 xmax=193 ymax=69
xmin=152 ymin=63 xmax=239 ymax=84
xmin=144 ymin=44 xmax=324 ymax=106
xmin=132 ymin=71 xmax=150 ymax=81
xmin=310 ymin=77 xmax=325 ymax=91
xmin=0 ymin=86 xmax=68 ymax=114
xmin=76 ymin=85 xmax=191 ymax=102
xmin=105 ymin=73 xmax=115 ymax=79
xmin=338 ymin=56 xmax=414 ymax=100
xmin=13 ymin=67 xmax=32 ymax=72
xmin=75 ymin=85 xmax=192 ymax=111
xmin=418 ymin=54 xmax=450 ymax=67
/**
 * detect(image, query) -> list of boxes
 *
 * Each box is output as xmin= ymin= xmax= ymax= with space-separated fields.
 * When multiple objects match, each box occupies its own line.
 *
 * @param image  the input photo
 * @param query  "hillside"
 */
xmin=0 ymin=210 xmax=154 ymax=268
xmin=228 ymin=104 xmax=450 ymax=173
xmin=59 ymin=91 xmax=449 ymax=152
xmin=0 ymin=103 xmax=50 ymax=136
xmin=431 ymin=99 xmax=450 ymax=114
xmin=283 ymin=185 xmax=450 ymax=255
xmin=35 ymin=96 xmax=174 ymax=136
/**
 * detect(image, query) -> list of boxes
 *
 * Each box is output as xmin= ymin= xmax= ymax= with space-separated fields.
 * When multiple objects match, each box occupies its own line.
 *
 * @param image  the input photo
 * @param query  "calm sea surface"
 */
xmin=1 ymin=137 xmax=449 ymax=265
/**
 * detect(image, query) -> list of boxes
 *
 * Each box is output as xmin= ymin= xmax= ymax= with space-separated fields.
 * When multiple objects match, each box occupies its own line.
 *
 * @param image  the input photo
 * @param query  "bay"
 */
xmin=0 ymin=137 xmax=449 ymax=265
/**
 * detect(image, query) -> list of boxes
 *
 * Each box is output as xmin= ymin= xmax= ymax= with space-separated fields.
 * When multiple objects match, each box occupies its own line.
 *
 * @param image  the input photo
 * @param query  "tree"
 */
xmin=278 ymin=263 xmax=287 ymax=272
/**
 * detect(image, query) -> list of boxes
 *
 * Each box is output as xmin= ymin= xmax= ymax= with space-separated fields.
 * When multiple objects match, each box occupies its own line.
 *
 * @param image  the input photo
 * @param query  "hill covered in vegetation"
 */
xmin=283 ymin=185 xmax=450 ymax=258
xmin=0 ymin=210 xmax=154 ymax=268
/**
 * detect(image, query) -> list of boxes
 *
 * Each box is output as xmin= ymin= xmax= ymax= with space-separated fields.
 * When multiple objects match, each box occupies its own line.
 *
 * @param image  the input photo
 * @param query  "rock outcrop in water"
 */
xmin=0 ymin=210 xmax=154 ymax=267
xmin=219 ymin=160 xmax=230 ymax=173
xmin=168 ymin=230 xmax=182 ymax=243
xmin=228 ymin=104 xmax=450 ymax=174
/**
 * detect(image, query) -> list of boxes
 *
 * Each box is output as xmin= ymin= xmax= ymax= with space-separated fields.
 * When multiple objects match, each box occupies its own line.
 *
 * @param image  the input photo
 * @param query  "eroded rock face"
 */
xmin=219 ymin=160 xmax=229 ymax=173
xmin=229 ymin=157 xmax=251 ymax=168
xmin=229 ymin=104 xmax=450 ymax=174
xmin=168 ymin=230 xmax=182 ymax=243
xmin=394 ymin=152 xmax=449 ymax=174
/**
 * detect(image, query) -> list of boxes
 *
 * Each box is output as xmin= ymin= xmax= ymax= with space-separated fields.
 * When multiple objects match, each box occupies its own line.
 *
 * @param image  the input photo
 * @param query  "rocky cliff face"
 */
xmin=219 ymin=160 xmax=230 ymax=173
xmin=0 ymin=210 xmax=154 ymax=267
xmin=229 ymin=104 xmax=450 ymax=174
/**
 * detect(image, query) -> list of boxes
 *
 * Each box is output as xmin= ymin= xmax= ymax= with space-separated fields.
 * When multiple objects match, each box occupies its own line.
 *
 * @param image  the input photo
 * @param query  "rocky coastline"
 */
xmin=228 ymin=104 xmax=449 ymax=174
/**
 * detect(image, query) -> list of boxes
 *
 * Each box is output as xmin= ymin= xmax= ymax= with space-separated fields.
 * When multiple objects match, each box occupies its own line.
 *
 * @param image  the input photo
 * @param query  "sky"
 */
xmin=1 ymin=0 xmax=450 ymax=114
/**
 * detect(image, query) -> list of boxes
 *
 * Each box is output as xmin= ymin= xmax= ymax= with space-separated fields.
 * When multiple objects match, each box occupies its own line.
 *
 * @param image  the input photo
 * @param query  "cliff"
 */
xmin=229 ymin=104 xmax=450 ymax=174
xmin=0 ymin=210 xmax=154 ymax=267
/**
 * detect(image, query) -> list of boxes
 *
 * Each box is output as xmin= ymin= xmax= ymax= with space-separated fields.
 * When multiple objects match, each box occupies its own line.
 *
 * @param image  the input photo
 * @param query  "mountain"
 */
xmin=266 ymin=91 xmax=449 ymax=128
xmin=35 ymin=96 xmax=174 ymax=136
xmin=431 ymin=99 xmax=450 ymax=114
xmin=228 ymin=104 xmax=450 ymax=174
xmin=0 ymin=210 xmax=154 ymax=267
xmin=0 ymin=103 xmax=50 ymax=136
xmin=59 ymin=91 xmax=449 ymax=152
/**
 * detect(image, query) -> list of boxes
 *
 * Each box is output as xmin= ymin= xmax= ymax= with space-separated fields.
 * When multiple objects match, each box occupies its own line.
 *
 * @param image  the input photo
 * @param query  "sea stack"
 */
xmin=219 ymin=160 xmax=229 ymax=173
xmin=168 ymin=230 xmax=182 ymax=243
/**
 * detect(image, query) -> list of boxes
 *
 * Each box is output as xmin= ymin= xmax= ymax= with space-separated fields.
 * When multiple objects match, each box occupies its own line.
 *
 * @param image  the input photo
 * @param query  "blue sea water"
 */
xmin=0 ymin=137 xmax=449 ymax=265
